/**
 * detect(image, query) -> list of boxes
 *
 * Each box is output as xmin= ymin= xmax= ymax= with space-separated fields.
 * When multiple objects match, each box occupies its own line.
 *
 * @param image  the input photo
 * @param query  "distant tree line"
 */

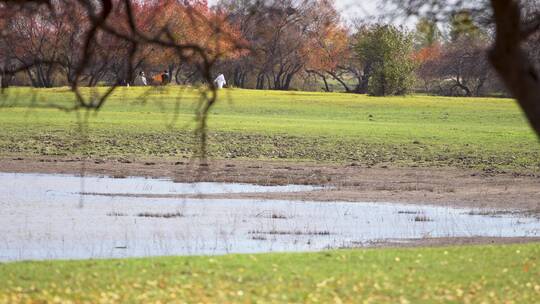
xmin=0 ymin=0 xmax=539 ymax=99
xmin=0 ymin=0 xmax=243 ymax=89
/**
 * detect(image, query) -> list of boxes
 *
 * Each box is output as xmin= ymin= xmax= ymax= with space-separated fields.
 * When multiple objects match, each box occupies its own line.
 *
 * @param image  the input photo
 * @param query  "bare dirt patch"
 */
xmin=1 ymin=156 xmax=539 ymax=214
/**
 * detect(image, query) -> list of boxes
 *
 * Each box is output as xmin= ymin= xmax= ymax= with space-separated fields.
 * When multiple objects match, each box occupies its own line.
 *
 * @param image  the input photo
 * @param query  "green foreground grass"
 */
xmin=1 ymin=244 xmax=539 ymax=303
xmin=0 ymin=86 xmax=539 ymax=172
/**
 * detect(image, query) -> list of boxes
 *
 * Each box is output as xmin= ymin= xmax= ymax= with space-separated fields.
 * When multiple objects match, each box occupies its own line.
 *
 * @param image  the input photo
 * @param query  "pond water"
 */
xmin=0 ymin=172 xmax=321 ymax=198
xmin=0 ymin=172 xmax=538 ymax=262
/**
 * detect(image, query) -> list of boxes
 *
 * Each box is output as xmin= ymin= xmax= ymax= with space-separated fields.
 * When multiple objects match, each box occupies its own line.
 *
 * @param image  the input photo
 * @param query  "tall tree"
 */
xmin=449 ymin=10 xmax=482 ymax=41
xmin=355 ymin=25 xmax=416 ymax=96
xmin=304 ymin=2 xmax=350 ymax=92
xmin=415 ymin=17 xmax=442 ymax=48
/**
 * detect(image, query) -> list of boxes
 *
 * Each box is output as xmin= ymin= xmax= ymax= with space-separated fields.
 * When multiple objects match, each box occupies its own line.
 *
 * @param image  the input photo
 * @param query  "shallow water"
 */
xmin=0 ymin=172 xmax=321 ymax=198
xmin=0 ymin=173 xmax=538 ymax=262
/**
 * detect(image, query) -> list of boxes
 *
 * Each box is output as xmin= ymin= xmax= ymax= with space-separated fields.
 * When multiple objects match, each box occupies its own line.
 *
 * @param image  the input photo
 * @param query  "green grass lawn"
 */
xmin=1 ymin=88 xmax=539 ymax=303
xmin=0 ymin=86 xmax=538 ymax=172
xmin=1 ymin=244 xmax=538 ymax=303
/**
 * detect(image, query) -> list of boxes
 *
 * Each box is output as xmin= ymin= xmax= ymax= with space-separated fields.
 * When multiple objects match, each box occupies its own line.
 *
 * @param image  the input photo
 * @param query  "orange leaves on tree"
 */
xmin=307 ymin=25 xmax=350 ymax=72
xmin=413 ymin=44 xmax=442 ymax=64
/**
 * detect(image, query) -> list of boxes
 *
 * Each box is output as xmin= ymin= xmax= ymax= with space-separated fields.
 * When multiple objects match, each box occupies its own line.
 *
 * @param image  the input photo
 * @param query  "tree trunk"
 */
xmin=327 ymin=70 xmax=350 ymax=92
xmin=474 ymin=74 xmax=487 ymax=97
xmin=168 ymin=64 xmax=175 ymax=84
xmin=0 ymin=73 xmax=7 ymax=88
xmin=233 ymin=67 xmax=246 ymax=88
xmin=454 ymin=75 xmax=472 ymax=96
xmin=175 ymin=67 xmax=182 ymax=84
xmin=256 ymin=72 xmax=265 ymax=89
xmin=321 ymin=74 xmax=330 ymax=92
xmin=490 ymin=0 xmax=540 ymax=137
xmin=26 ymin=70 xmax=38 ymax=87
xmin=266 ymin=74 xmax=272 ymax=90
xmin=283 ymin=73 xmax=294 ymax=90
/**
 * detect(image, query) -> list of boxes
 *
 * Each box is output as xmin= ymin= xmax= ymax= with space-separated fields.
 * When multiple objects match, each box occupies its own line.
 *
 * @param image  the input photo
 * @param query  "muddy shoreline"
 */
xmin=2 ymin=156 xmax=539 ymax=213
xmin=362 ymin=237 xmax=540 ymax=248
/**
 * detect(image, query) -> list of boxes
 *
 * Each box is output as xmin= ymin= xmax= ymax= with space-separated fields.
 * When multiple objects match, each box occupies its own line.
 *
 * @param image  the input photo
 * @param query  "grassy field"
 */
xmin=0 ymin=244 xmax=538 ymax=303
xmin=0 ymin=86 xmax=538 ymax=172
xmin=1 ymin=88 xmax=539 ymax=303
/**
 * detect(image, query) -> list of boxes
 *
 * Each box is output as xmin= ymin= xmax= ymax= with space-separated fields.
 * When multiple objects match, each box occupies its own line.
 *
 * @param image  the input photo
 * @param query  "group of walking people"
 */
xmin=131 ymin=70 xmax=226 ymax=89
xmin=133 ymin=70 xmax=169 ymax=86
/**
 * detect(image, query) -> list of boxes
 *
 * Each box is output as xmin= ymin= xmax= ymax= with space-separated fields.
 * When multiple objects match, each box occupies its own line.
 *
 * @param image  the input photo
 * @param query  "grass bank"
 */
xmin=0 ymin=86 xmax=538 ymax=172
xmin=0 ymin=244 xmax=538 ymax=303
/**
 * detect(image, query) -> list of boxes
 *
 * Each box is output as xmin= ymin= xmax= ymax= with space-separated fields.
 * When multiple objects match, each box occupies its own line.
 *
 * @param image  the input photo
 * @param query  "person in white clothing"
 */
xmin=140 ymin=71 xmax=147 ymax=86
xmin=133 ymin=71 xmax=148 ymax=86
xmin=214 ymin=74 xmax=226 ymax=89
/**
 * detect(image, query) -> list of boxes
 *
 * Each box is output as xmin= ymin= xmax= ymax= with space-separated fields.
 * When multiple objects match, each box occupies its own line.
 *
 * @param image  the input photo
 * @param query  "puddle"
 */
xmin=0 ymin=172 xmax=321 ymax=199
xmin=0 ymin=173 xmax=539 ymax=262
